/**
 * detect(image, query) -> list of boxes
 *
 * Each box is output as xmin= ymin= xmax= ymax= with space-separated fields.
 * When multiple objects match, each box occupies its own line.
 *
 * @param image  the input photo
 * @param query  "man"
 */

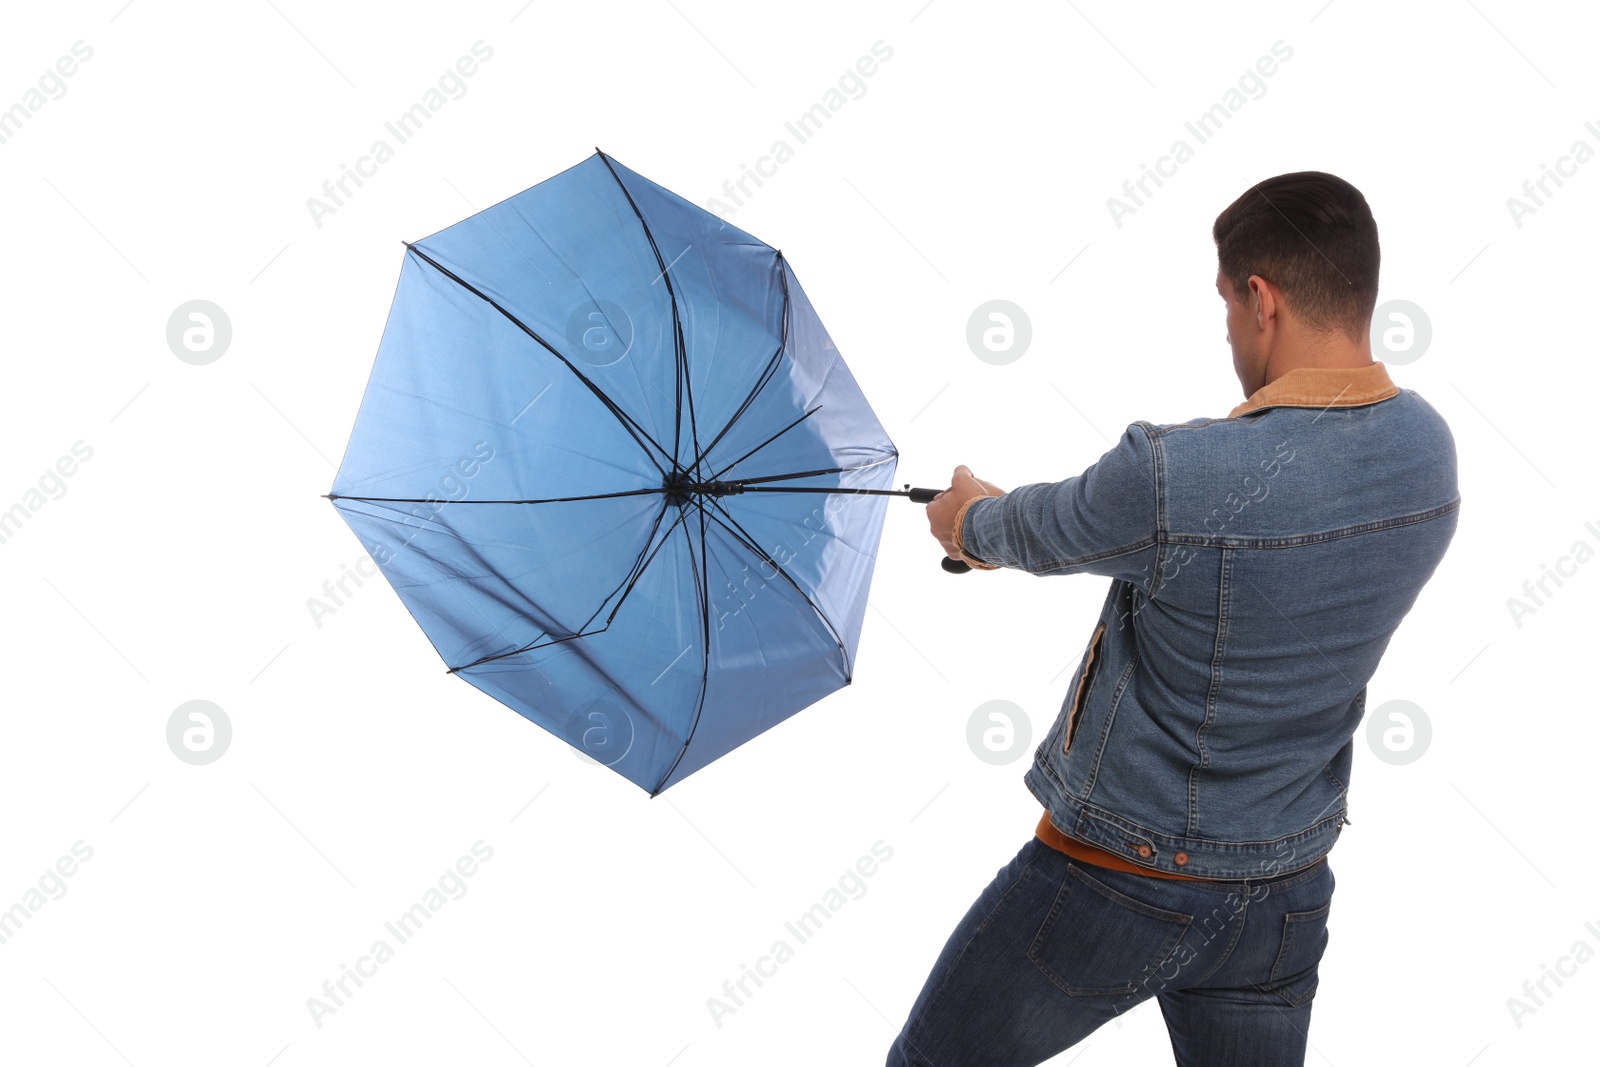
xmin=890 ymin=172 xmax=1459 ymax=1067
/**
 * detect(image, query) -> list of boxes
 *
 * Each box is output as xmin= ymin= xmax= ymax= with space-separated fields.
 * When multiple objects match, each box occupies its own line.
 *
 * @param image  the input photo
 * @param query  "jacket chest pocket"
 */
xmin=1064 ymin=622 xmax=1107 ymax=753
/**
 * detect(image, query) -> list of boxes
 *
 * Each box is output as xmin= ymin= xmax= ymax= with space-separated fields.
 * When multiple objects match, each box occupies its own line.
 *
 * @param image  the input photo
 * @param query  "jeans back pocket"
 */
xmin=1028 ymin=863 xmax=1193 ymax=996
xmin=1263 ymin=900 xmax=1332 ymax=1007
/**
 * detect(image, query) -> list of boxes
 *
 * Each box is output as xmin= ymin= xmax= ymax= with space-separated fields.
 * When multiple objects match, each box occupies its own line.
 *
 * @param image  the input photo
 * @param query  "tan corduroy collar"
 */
xmin=1228 ymin=361 xmax=1399 ymax=419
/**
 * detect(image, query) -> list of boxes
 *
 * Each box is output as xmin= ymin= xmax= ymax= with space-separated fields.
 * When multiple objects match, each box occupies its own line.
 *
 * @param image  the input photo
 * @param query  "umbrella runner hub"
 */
xmin=662 ymin=470 xmax=748 ymax=507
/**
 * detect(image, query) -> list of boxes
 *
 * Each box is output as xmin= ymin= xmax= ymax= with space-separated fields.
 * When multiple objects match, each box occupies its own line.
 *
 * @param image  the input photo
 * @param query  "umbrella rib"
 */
xmin=685 ymin=339 xmax=784 ymax=475
xmin=325 ymin=487 xmax=669 ymax=505
xmin=598 ymin=501 xmax=682 ymax=626
xmin=596 ymin=149 xmax=701 ymax=475
xmin=708 ymin=405 xmax=823 ymax=482
xmin=650 ymin=498 xmax=714 ymax=796
xmin=403 ymin=242 xmax=674 ymax=477
xmin=703 ymin=497 xmax=851 ymax=676
xmin=566 ymin=493 xmax=676 ymax=637
xmin=684 ymin=252 xmax=791 ymax=476
xmin=718 ymin=452 xmax=899 ymax=488
xmin=447 ymin=498 xmax=686 ymax=674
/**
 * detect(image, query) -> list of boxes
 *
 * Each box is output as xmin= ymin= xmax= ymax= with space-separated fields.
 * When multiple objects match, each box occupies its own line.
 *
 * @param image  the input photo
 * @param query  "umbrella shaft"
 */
xmin=743 ymin=485 xmax=940 ymax=502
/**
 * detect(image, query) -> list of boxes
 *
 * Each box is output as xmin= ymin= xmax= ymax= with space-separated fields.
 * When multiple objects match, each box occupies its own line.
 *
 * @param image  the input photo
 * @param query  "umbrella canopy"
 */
xmin=327 ymin=150 xmax=899 ymax=794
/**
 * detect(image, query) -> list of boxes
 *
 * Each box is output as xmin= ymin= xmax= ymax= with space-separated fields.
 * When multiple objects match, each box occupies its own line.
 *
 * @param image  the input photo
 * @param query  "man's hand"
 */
xmin=926 ymin=465 xmax=1005 ymax=563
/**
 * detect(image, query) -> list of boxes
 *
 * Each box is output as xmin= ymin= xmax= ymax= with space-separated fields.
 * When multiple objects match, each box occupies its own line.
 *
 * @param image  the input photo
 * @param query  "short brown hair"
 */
xmin=1213 ymin=171 xmax=1380 ymax=341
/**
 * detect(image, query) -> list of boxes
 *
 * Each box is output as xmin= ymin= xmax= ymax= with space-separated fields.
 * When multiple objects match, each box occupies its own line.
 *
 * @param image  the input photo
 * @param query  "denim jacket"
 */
xmin=955 ymin=362 xmax=1459 ymax=879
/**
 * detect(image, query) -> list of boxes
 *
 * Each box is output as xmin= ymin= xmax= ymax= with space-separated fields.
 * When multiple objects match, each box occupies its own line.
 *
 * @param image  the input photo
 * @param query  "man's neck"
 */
xmin=1262 ymin=330 xmax=1375 ymax=387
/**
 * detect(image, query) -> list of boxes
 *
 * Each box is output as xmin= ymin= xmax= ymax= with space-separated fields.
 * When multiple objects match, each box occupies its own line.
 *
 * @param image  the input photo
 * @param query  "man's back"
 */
xmin=958 ymin=361 xmax=1460 ymax=878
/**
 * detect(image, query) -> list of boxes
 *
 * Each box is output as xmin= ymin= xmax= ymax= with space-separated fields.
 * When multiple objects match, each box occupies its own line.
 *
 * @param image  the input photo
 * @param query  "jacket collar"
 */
xmin=1228 ymin=361 xmax=1399 ymax=418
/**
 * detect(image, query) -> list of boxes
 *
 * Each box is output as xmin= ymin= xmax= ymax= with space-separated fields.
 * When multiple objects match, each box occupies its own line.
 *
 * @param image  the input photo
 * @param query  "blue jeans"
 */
xmin=886 ymin=836 xmax=1335 ymax=1066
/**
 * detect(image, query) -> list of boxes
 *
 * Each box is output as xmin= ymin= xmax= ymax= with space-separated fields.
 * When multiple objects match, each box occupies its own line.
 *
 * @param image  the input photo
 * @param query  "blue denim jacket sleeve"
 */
xmin=958 ymin=422 xmax=1158 ymax=580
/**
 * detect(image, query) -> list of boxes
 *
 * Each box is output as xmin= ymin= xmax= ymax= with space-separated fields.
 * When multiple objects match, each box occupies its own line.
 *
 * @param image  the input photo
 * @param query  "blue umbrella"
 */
xmin=326 ymin=150 xmax=956 ymax=795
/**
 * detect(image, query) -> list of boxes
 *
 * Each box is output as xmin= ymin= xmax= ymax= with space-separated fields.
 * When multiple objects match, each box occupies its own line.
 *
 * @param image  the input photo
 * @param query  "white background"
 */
xmin=1 ymin=1 xmax=1595 ymax=1064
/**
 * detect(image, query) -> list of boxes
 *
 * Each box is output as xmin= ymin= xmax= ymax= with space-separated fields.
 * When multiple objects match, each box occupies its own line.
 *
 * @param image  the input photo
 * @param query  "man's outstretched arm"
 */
xmin=925 ymin=423 xmax=1160 ymax=580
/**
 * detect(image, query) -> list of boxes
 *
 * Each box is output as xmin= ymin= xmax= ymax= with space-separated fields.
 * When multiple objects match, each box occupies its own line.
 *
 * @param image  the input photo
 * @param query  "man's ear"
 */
xmin=1248 ymin=275 xmax=1273 ymax=331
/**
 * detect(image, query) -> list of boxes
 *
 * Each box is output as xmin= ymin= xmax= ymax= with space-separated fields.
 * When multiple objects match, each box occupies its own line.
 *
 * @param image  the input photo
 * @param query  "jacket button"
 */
xmin=1174 ymin=852 xmax=1189 ymax=866
xmin=1136 ymin=844 xmax=1152 ymax=858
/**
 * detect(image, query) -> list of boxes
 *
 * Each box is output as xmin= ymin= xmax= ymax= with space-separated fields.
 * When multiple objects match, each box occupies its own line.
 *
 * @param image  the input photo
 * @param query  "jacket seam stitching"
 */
xmin=1232 ymin=390 xmax=1400 ymax=418
xmin=1028 ymin=780 xmax=1347 ymax=875
xmin=1149 ymin=416 xmax=1246 ymax=435
xmin=1151 ymin=389 xmax=1402 ymax=434
xmin=1160 ymin=497 xmax=1460 ymax=548
xmin=1081 ymin=647 xmax=1140 ymax=798
xmin=1191 ymin=547 xmax=1231 ymax=838
xmin=1147 ymin=421 xmax=1169 ymax=599
xmin=1019 ymin=538 xmax=1157 ymax=574
xmin=1076 ymin=801 xmax=1348 ymax=849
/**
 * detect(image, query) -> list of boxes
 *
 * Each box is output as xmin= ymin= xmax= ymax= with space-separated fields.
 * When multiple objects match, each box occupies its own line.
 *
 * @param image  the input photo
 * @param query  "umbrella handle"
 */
xmin=906 ymin=486 xmax=973 ymax=574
